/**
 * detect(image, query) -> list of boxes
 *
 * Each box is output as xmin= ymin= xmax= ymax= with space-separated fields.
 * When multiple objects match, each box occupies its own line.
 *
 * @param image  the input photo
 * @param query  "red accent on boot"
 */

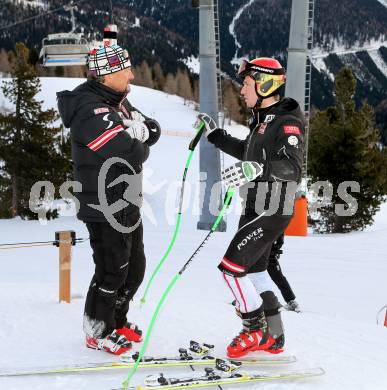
xmin=264 ymin=335 xmax=284 ymax=354
xmin=116 ymin=323 xmax=143 ymax=343
xmin=227 ymin=330 xmax=275 ymax=358
xmin=86 ymin=330 xmax=132 ymax=355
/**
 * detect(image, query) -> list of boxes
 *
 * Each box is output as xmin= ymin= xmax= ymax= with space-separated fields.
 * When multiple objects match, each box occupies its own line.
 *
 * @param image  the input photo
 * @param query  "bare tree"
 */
xmin=153 ymin=62 xmax=165 ymax=90
xmin=223 ymin=81 xmax=243 ymax=123
xmin=0 ymin=49 xmax=11 ymax=74
xmin=176 ymin=69 xmax=193 ymax=104
xmin=164 ymin=73 xmax=177 ymax=95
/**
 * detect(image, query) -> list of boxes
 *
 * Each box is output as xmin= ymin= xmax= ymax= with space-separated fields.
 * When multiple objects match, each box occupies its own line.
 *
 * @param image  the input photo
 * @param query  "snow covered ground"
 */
xmin=0 ymin=78 xmax=387 ymax=390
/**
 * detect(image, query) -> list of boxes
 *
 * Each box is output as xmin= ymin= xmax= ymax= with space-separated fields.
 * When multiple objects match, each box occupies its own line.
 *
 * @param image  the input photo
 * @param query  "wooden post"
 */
xmin=56 ymin=231 xmax=75 ymax=303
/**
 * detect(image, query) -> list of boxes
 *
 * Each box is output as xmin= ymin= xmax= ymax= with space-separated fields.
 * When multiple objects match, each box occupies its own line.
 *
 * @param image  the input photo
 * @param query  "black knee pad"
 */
xmin=260 ymin=291 xmax=280 ymax=316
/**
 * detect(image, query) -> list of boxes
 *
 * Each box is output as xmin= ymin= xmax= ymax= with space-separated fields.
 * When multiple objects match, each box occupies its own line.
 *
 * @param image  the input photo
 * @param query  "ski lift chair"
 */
xmin=39 ymin=32 xmax=92 ymax=67
xmin=39 ymin=2 xmax=94 ymax=67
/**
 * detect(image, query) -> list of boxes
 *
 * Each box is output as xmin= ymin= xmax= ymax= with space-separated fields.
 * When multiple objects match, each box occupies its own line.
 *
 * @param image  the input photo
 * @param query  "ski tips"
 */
xmin=315 ymin=367 xmax=326 ymax=376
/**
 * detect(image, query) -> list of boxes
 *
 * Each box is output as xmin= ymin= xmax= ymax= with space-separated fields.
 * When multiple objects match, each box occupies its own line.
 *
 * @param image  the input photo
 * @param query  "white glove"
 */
xmin=130 ymin=111 xmax=146 ymax=123
xmin=194 ymin=113 xmax=218 ymax=137
xmin=221 ymin=161 xmax=263 ymax=189
xmin=123 ymin=119 xmax=149 ymax=143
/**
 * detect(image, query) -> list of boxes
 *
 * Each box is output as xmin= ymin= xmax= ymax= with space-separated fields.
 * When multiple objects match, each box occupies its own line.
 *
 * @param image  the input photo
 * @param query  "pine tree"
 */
xmin=375 ymin=99 xmax=387 ymax=146
xmin=0 ymin=42 xmax=71 ymax=219
xmin=308 ymin=67 xmax=387 ymax=233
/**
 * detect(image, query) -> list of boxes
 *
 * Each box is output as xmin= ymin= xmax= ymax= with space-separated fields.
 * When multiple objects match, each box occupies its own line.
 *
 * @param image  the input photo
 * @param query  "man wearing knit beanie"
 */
xmin=57 ymin=44 xmax=161 ymax=355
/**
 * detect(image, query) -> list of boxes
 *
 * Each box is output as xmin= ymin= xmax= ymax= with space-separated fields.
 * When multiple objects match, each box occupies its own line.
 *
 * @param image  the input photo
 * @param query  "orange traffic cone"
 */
xmin=285 ymin=196 xmax=308 ymax=236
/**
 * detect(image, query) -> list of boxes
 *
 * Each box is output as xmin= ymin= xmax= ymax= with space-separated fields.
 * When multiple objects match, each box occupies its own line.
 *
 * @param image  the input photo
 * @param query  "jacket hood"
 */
xmin=56 ymin=90 xmax=81 ymax=128
xmin=269 ymin=97 xmax=305 ymax=122
xmin=56 ymin=80 xmax=127 ymax=128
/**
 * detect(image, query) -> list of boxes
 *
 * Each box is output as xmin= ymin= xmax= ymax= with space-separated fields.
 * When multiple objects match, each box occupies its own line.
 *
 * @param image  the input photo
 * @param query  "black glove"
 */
xmin=144 ymin=119 xmax=161 ymax=146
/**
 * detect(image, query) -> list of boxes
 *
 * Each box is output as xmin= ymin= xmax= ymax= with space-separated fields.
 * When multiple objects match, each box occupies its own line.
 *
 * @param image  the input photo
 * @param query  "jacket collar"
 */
xmin=87 ymin=80 xmax=128 ymax=106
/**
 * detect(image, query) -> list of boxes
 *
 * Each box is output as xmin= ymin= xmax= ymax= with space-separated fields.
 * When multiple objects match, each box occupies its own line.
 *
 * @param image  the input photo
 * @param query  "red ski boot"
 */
xmin=226 ymin=308 xmax=274 ymax=358
xmin=261 ymin=291 xmax=285 ymax=354
xmin=116 ymin=322 xmax=143 ymax=343
xmin=227 ymin=329 xmax=274 ymax=358
xmin=86 ymin=329 xmax=132 ymax=355
xmin=265 ymin=334 xmax=285 ymax=354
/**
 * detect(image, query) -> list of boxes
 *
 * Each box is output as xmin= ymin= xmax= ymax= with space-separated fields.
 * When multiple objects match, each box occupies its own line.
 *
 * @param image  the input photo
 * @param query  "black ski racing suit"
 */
xmin=57 ymin=80 xmax=160 ymax=338
xmin=207 ymin=98 xmax=305 ymax=277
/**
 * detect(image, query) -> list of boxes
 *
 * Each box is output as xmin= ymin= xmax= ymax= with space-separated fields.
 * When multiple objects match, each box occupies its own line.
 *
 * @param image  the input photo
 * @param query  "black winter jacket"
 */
xmin=57 ymin=80 xmax=160 ymax=223
xmin=208 ymin=98 xmax=305 ymax=216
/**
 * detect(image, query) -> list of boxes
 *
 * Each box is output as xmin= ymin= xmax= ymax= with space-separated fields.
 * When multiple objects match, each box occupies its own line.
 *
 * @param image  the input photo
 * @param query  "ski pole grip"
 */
xmin=189 ymin=123 xmax=205 ymax=151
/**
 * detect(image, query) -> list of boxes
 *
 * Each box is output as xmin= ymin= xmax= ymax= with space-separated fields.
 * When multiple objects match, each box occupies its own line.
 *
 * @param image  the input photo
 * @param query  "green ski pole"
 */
xmin=120 ymin=188 xmax=235 ymax=390
xmin=140 ymin=122 xmax=205 ymax=305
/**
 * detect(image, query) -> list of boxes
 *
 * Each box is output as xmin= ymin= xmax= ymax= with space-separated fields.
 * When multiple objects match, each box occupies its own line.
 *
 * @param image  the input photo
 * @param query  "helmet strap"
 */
xmin=254 ymin=82 xmax=263 ymax=109
xmin=254 ymin=95 xmax=263 ymax=109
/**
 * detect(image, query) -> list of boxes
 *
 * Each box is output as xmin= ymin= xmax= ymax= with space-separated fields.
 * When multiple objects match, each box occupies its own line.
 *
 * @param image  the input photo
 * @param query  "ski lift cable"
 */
xmin=0 ymin=0 xmax=88 ymax=31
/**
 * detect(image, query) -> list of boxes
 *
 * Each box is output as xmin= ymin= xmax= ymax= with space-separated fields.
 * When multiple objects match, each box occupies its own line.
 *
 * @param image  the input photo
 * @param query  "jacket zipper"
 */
xmin=244 ymin=111 xmax=260 ymax=161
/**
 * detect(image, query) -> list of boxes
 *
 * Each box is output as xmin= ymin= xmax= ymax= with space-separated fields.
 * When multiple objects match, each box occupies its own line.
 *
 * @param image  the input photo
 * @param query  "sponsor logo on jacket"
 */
xmin=258 ymin=123 xmax=267 ymax=134
xmin=264 ymin=114 xmax=276 ymax=123
xmin=287 ymin=135 xmax=299 ymax=146
xmin=237 ymin=227 xmax=264 ymax=250
xmin=94 ymin=107 xmax=110 ymax=115
xmin=283 ymin=125 xmax=301 ymax=135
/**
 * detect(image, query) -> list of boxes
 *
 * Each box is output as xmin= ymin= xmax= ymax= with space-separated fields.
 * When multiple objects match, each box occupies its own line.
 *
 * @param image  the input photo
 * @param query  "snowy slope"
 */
xmin=0 ymin=78 xmax=387 ymax=390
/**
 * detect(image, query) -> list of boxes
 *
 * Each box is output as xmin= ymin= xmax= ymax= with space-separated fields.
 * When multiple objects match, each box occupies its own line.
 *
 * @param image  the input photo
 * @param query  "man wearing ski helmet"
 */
xmin=197 ymin=57 xmax=305 ymax=357
xmin=57 ymin=44 xmax=161 ymax=355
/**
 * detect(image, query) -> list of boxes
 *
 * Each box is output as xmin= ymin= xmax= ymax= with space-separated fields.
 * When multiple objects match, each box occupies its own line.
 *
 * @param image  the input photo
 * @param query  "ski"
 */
xmin=0 ymin=347 xmax=296 ymax=378
xmin=129 ymin=366 xmax=325 ymax=390
xmin=0 ymin=355 xmax=296 ymax=378
xmin=120 ymin=350 xmax=297 ymax=367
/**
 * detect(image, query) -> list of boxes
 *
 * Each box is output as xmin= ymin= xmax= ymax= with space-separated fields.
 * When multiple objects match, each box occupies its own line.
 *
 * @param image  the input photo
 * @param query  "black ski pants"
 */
xmin=267 ymin=233 xmax=296 ymax=303
xmin=83 ymin=219 xmax=146 ymax=338
xmin=218 ymin=211 xmax=292 ymax=277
